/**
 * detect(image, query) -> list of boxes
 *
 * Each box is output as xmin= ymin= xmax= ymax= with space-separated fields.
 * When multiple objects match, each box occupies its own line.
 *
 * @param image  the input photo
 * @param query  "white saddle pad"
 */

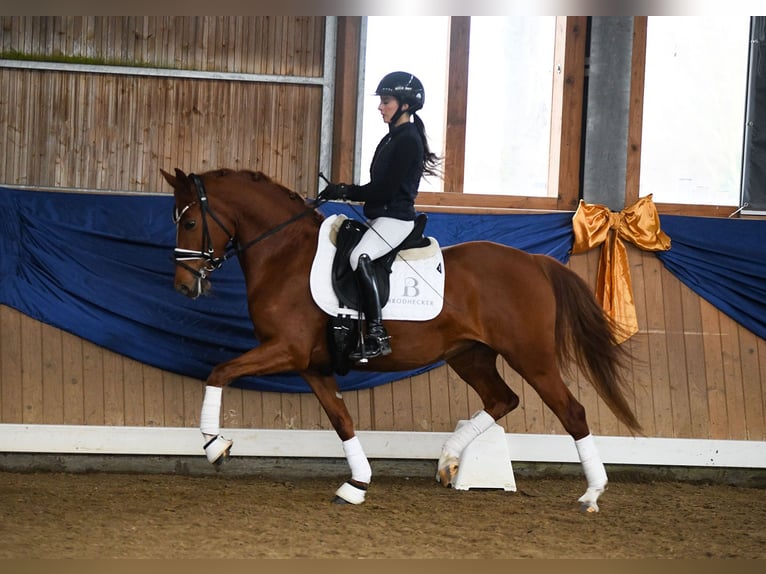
xmin=309 ymin=214 xmax=445 ymax=321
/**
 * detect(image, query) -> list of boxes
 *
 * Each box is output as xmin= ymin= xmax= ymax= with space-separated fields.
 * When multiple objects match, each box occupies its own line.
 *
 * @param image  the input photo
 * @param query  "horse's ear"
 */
xmin=160 ymin=168 xmax=177 ymax=189
xmin=173 ymin=167 xmax=189 ymax=183
xmin=160 ymin=168 xmax=191 ymax=190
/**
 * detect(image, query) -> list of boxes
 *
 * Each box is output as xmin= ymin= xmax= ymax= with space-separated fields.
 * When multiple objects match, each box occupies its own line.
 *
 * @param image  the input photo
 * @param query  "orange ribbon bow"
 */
xmin=571 ymin=194 xmax=671 ymax=343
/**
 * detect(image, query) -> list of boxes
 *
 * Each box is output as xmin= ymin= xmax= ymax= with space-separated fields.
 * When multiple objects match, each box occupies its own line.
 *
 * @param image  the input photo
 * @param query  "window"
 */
xmin=639 ymin=16 xmax=751 ymax=206
xmin=463 ymin=17 xmax=556 ymax=196
xmin=359 ymin=16 xmax=449 ymax=193
xmin=359 ymin=16 xmax=565 ymax=206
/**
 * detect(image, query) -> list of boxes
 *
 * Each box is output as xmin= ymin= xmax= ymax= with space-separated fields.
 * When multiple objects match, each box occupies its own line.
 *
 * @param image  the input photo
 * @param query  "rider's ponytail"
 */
xmin=412 ymin=113 xmax=442 ymax=179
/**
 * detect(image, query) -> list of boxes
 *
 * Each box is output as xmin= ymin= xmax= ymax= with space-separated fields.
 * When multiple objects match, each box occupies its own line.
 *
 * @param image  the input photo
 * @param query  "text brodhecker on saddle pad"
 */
xmin=309 ymin=214 xmax=445 ymax=321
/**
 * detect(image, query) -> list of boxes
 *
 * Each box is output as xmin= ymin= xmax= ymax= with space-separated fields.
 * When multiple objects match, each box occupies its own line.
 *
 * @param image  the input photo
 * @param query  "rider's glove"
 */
xmin=320 ymin=183 xmax=349 ymax=201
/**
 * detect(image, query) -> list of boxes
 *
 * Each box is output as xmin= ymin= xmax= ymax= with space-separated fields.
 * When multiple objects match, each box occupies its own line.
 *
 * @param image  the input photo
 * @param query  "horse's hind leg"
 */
xmin=438 ymin=344 xmax=520 ymax=486
xmin=517 ymin=365 xmax=608 ymax=512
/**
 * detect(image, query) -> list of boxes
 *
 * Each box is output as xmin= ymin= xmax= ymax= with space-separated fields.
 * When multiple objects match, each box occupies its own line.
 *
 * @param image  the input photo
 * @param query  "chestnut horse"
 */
xmin=161 ymin=167 xmax=641 ymax=513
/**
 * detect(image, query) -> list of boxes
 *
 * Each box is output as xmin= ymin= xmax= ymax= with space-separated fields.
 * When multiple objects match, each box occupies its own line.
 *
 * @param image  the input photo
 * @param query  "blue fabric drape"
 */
xmin=0 ymin=187 xmax=572 ymax=392
xmin=656 ymin=215 xmax=766 ymax=341
xmin=1 ymin=187 xmax=764 ymax=391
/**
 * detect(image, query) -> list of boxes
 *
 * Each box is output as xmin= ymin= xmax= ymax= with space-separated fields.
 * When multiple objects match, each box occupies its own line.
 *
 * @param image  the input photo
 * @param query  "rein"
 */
xmin=173 ymin=173 xmax=326 ymax=277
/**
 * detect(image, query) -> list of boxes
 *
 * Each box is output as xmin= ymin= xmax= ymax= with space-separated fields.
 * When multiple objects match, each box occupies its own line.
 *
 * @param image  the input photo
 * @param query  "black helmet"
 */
xmin=375 ymin=71 xmax=425 ymax=112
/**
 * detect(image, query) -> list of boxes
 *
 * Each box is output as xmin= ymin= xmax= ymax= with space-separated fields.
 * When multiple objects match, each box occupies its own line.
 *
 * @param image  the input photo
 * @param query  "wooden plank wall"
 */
xmin=0 ymin=68 xmax=323 ymax=194
xmin=0 ymin=16 xmax=325 ymax=194
xmin=2 ymin=245 xmax=764 ymax=441
xmin=0 ymin=17 xmax=324 ymax=76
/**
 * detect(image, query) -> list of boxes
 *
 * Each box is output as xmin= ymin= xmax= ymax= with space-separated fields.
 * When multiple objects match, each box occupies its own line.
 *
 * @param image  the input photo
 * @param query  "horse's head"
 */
xmin=161 ymin=168 xmax=236 ymax=299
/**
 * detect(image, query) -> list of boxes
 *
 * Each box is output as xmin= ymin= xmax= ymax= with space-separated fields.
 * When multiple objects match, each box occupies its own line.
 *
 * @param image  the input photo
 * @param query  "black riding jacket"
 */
xmin=345 ymin=121 xmax=424 ymax=221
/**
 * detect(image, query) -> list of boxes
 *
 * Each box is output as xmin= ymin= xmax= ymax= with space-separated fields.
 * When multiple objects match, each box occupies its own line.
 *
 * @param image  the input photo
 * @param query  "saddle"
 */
xmin=330 ymin=213 xmax=429 ymax=311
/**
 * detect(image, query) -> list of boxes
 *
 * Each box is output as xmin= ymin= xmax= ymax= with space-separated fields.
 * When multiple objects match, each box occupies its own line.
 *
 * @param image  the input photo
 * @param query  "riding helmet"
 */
xmin=375 ymin=71 xmax=425 ymax=112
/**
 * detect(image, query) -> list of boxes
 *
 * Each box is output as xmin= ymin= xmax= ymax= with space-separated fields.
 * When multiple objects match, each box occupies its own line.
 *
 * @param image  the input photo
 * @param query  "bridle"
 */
xmin=172 ymin=174 xmax=237 ymax=286
xmin=172 ymin=173 xmax=325 ymax=285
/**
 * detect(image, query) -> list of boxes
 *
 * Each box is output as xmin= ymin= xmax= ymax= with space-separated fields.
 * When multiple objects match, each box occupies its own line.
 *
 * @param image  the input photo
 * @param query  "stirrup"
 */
xmin=349 ymin=334 xmax=391 ymax=363
xmin=377 ymin=335 xmax=392 ymax=356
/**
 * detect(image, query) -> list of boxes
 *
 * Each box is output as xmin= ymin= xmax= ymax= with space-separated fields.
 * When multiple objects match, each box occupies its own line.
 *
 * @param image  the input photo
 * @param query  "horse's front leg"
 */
xmin=200 ymin=385 xmax=233 ymax=464
xmin=198 ymin=342 xmax=310 ymax=465
xmin=301 ymin=371 xmax=371 ymax=505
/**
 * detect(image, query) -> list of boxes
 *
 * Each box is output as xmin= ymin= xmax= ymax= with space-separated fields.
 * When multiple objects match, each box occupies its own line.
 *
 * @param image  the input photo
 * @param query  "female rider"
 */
xmin=321 ymin=71 xmax=441 ymax=361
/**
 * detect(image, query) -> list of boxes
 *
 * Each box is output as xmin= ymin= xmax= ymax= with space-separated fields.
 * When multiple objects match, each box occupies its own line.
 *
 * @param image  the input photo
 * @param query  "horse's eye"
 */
xmin=183 ymin=219 xmax=197 ymax=231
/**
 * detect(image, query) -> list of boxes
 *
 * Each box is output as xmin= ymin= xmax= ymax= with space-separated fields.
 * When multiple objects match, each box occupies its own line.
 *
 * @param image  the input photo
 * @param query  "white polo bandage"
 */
xmin=200 ymin=385 xmax=223 ymax=437
xmin=342 ymin=436 xmax=372 ymax=484
xmin=575 ymin=434 xmax=608 ymax=490
xmin=442 ymin=410 xmax=495 ymax=459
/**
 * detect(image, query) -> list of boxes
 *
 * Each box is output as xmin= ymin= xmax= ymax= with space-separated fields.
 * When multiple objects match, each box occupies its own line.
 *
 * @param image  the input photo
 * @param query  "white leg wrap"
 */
xmin=342 ymin=436 xmax=372 ymax=484
xmin=575 ymin=434 xmax=608 ymax=490
xmin=200 ymin=385 xmax=223 ymax=437
xmin=441 ymin=410 xmax=496 ymax=459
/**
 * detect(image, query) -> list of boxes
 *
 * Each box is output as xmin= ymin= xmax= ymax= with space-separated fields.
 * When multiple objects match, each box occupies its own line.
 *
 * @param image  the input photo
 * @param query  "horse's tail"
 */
xmin=542 ymin=256 xmax=643 ymax=434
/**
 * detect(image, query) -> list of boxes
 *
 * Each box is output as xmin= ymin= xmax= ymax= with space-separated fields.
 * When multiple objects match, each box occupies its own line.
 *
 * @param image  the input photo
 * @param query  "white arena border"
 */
xmin=0 ymin=424 xmax=763 ymax=469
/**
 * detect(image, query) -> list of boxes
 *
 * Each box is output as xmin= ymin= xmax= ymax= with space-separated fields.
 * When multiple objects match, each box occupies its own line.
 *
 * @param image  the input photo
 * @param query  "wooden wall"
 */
xmin=2 ymin=245 xmax=764 ymax=442
xmin=0 ymin=17 xmax=325 ymax=77
xmin=0 ymin=16 xmax=325 ymax=194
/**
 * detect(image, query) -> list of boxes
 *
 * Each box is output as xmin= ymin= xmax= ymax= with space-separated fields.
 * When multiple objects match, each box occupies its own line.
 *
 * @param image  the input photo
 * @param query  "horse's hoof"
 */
xmin=583 ymin=504 xmax=598 ymax=513
xmin=579 ymin=501 xmax=600 ymax=513
xmin=577 ymin=486 xmax=604 ymax=513
xmin=204 ymin=435 xmax=233 ymax=465
xmin=333 ymin=481 xmax=367 ymax=505
xmin=436 ymin=453 xmax=459 ymax=487
xmin=437 ymin=464 xmax=458 ymax=487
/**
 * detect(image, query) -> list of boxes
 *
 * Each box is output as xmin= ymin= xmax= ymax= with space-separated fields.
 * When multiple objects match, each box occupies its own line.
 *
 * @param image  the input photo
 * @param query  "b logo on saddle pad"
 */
xmin=310 ymin=214 xmax=445 ymax=321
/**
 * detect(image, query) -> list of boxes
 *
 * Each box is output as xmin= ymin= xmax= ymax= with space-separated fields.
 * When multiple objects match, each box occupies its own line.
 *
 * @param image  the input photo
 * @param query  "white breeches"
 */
xmin=350 ymin=217 xmax=415 ymax=270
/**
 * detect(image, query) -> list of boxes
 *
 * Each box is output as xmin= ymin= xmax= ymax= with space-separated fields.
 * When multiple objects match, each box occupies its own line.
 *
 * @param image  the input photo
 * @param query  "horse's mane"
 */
xmin=204 ymin=168 xmax=324 ymax=223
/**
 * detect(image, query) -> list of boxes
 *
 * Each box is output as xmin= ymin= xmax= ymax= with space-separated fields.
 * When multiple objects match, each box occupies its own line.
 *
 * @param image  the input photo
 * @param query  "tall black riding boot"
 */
xmin=349 ymin=254 xmax=392 ymax=362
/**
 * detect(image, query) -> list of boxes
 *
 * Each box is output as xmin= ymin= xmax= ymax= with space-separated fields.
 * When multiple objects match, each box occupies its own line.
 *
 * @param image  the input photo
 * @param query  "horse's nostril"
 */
xmin=175 ymin=283 xmax=190 ymax=297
